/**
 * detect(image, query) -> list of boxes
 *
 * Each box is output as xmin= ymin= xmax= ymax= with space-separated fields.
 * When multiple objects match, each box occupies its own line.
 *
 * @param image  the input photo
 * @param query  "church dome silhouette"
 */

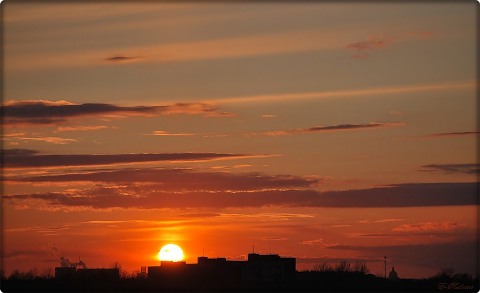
xmin=388 ymin=267 xmax=399 ymax=281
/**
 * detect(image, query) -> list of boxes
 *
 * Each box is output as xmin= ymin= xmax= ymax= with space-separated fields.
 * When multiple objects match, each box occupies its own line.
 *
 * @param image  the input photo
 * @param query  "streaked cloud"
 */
xmin=8 ymin=28 xmax=352 ymax=72
xmin=1 ymin=149 xmax=259 ymax=168
xmin=145 ymin=130 xmax=194 ymax=136
xmin=213 ymin=80 xmax=475 ymax=105
xmin=301 ymin=238 xmax=326 ymax=246
xmin=3 ymin=181 xmax=477 ymax=210
xmin=1 ymin=100 xmax=232 ymax=125
xmin=419 ymin=163 xmax=479 ymax=174
xmin=392 ymin=221 xmax=467 ymax=233
xmin=4 ymin=135 xmax=77 ymax=145
xmin=55 ymin=125 xmax=110 ymax=132
xmin=346 ymin=34 xmax=394 ymax=59
xmin=261 ymin=114 xmax=276 ymax=119
xmin=8 ymin=167 xmax=319 ymax=191
xmin=359 ymin=218 xmax=404 ymax=224
xmin=426 ymin=131 xmax=479 ymax=138
xmin=252 ymin=122 xmax=405 ymax=136
xmin=104 ymin=55 xmax=143 ymax=63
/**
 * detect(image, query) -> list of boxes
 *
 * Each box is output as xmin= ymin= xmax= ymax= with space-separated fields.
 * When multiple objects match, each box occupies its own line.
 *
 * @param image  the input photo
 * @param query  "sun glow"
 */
xmin=158 ymin=244 xmax=184 ymax=262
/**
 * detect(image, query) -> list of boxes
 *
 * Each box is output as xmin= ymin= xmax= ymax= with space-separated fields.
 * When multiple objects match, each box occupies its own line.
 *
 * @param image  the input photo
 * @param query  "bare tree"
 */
xmin=313 ymin=263 xmax=332 ymax=272
xmin=353 ymin=261 xmax=369 ymax=274
xmin=335 ymin=261 xmax=352 ymax=273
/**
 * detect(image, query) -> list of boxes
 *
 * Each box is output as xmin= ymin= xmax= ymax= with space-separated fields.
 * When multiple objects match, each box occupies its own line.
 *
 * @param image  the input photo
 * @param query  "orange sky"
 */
xmin=1 ymin=2 xmax=478 ymax=279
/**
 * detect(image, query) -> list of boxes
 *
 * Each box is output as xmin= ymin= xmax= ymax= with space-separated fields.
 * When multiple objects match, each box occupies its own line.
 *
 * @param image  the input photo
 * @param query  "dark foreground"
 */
xmin=1 ymin=271 xmax=478 ymax=292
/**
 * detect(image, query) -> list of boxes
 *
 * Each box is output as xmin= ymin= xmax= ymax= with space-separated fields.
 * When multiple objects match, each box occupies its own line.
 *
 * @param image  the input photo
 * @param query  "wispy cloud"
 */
xmin=104 ymin=55 xmax=143 ymax=63
xmin=55 ymin=125 xmax=111 ymax=132
xmin=346 ymin=34 xmax=394 ymax=59
xmin=1 ymin=100 xmax=232 ymax=125
xmin=3 ymin=181 xmax=477 ymax=210
xmin=145 ymin=130 xmax=194 ymax=136
xmin=345 ymin=30 xmax=435 ymax=59
xmin=8 ymin=28 xmax=351 ymax=72
xmin=252 ymin=122 xmax=405 ymax=136
xmin=8 ymin=167 xmax=319 ymax=191
xmin=425 ymin=131 xmax=479 ymax=138
xmin=419 ymin=163 xmax=479 ymax=174
xmin=359 ymin=218 xmax=404 ymax=224
xmin=2 ymin=149 xmax=259 ymax=168
xmin=301 ymin=238 xmax=327 ymax=246
xmin=261 ymin=114 xmax=276 ymax=119
xmin=3 ymin=135 xmax=77 ymax=145
xmin=213 ymin=80 xmax=475 ymax=105
xmin=392 ymin=221 xmax=467 ymax=233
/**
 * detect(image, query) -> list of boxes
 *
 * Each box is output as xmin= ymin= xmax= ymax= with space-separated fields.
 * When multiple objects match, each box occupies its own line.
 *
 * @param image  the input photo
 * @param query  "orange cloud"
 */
xmin=3 ymin=179 xmax=477 ymax=210
xmin=2 ymin=149 xmax=259 ymax=168
xmin=4 ymin=135 xmax=77 ymax=145
xmin=146 ymin=130 xmax=194 ymax=136
xmin=213 ymin=80 xmax=475 ymax=105
xmin=252 ymin=122 xmax=405 ymax=136
xmin=419 ymin=163 xmax=479 ymax=174
xmin=56 ymin=125 xmax=110 ymax=132
xmin=392 ymin=222 xmax=467 ymax=233
xmin=1 ymin=100 xmax=232 ymax=125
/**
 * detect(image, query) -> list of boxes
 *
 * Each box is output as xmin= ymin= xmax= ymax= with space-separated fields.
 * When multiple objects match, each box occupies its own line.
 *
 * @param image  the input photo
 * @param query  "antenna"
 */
xmin=384 ymin=256 xmax=387 ymax=278
xmin=202 ymin=248 xmax=205 ymax=257
xmin=252 ymin=243 xmax=255 ymax=254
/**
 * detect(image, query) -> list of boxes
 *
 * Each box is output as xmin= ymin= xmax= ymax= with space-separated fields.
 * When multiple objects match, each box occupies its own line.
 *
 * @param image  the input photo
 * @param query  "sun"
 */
xmin=158 ymin=244 xmax=184 ymax=262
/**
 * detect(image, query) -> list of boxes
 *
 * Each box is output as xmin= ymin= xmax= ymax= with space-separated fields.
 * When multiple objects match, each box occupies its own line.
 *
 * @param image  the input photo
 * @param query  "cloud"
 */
xmin=359 ymin=218 xmax=404 ymax=224
xmin=213 ymin=80 xmax=475 ymax=105
xmin=346 ymin=34 xmax=394 ymax=58
xmin=301 ymin=238 xmax=326 ymax=246
xmin=426 ymin=131 xmax=479 ymax=138
xmin=345 ymin=31 xmax=434 ymax=59
xmin=2 ymin=180 xmax=477 ymax=210
xmin=262 ymin=237 xmax=288 ymax=241
xmin=253 ymin=122 xmax=405 ymax=136
xmin=1 ymin=100 xmax=232 ymax=125
xmin=1 ymin=250 xmax=47 ymax=259
xmin=104 ymin=55 xmax=142 ymax=63
xmin=9 ymin=28 xmax=351 ymax=72
xmin=4 ymin=136 xmax=77 ymax=145
xmin=419 ymin=163 xmax=479 ymax=174
xmin=145 ymin=130 xmax=194 ymax=136
xmin=402 ymin=31 xmax=435 ymax=40
xmin=1 ymin=149 xmax=258 ymax=168
xmin=261 ymin=114 xmax=276 ymax=119
xmin=8 ymin=168 xmax=319 ymax=191
xmin=55 ymin=125 xmax=110 ymax=132
xmin=391 ymin=222 xmax=467 ymax=233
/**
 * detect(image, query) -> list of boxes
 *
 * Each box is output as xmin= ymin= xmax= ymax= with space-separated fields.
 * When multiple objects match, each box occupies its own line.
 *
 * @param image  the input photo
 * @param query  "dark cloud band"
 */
xmin=419 ymin=163 xmax=479 ymax=174
xmin=2 ymin=181 xmax=477 ymax=209
xmin=1 ymin=100 xmax=229 ymax=125
xmin=2 ymin=149 xmax=253 ymax=168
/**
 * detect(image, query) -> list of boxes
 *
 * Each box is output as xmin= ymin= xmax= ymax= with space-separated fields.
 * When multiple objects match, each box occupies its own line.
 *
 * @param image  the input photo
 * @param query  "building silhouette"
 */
xmin=388 ymin=267 xmax=399 ymax=281
xmin=147 ymin=253 xmax=295 ymax=289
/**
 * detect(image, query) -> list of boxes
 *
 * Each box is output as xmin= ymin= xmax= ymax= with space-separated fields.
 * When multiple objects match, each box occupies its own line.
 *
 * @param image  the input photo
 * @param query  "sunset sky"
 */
xmin=1 ymin=2 xmax=478 ymax=279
